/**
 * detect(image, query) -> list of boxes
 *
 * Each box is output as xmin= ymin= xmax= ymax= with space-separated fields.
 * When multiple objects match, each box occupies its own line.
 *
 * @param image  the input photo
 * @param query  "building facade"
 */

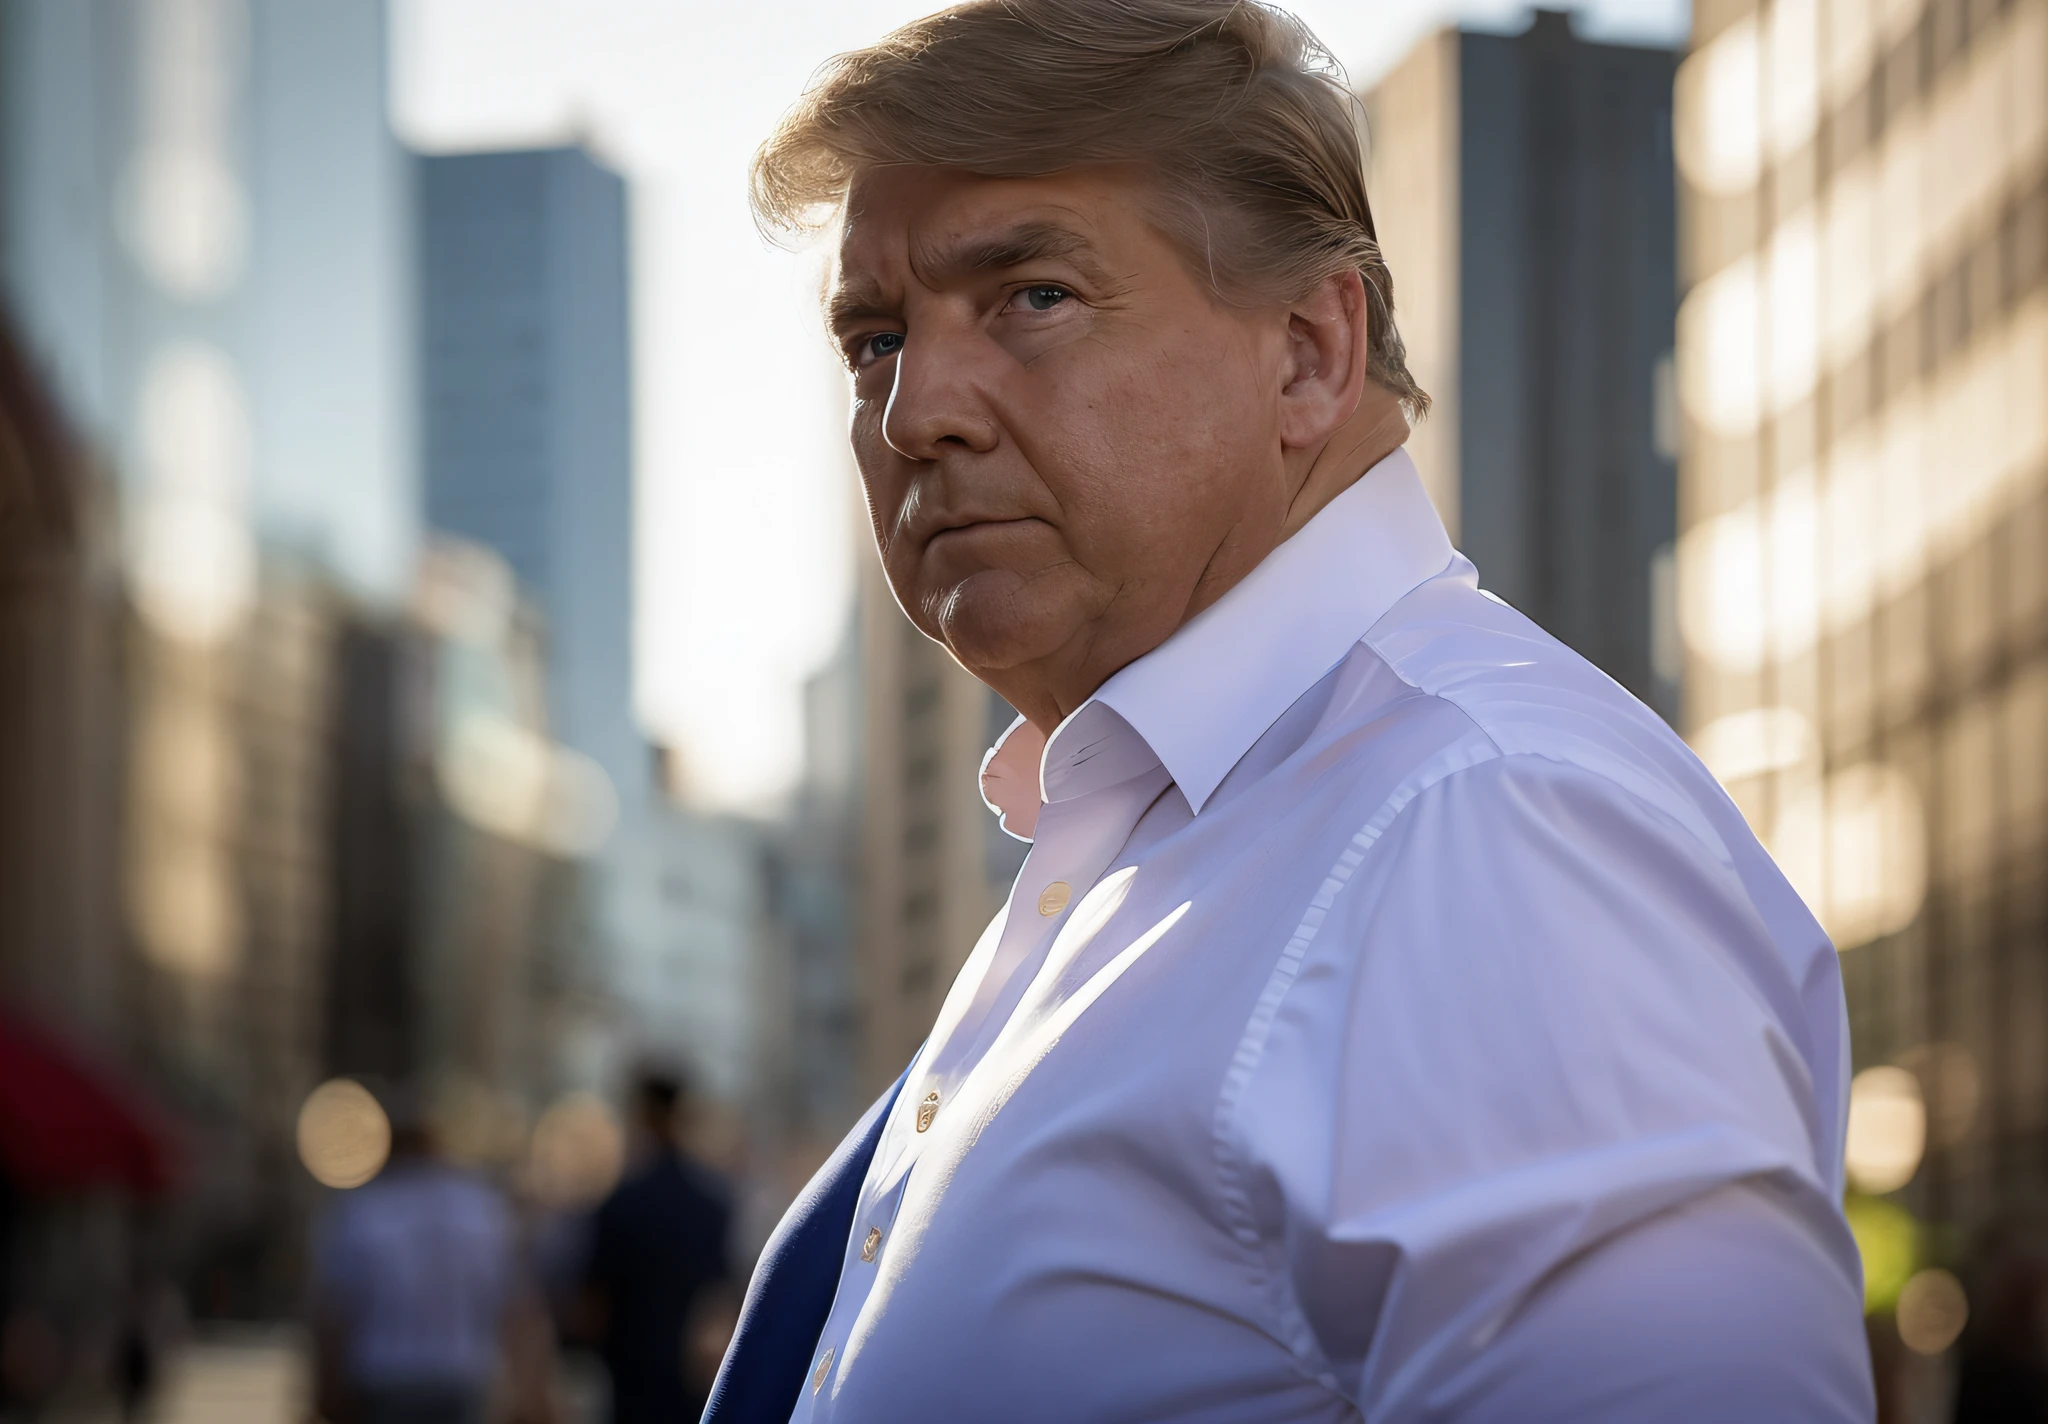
xmin=1674 ymin=0 xmax=2048 ymax=1269
xmin=1368 ymin=14 xmax=1683 ymax=717
xmin=416 ymin=143 xmax=787 ymax=1124
xmin=764 ymin=618 xmax=864 ymax=1143
xmin=415 ymin=145 xmax=641 ymax=803
xmin=0 ymin=0 xmax=416 ymax=1323
xmin=0 ymin=0 xmax=417 ymax=600
xmin=853 ymin=557 xmax=1030 ymax=1096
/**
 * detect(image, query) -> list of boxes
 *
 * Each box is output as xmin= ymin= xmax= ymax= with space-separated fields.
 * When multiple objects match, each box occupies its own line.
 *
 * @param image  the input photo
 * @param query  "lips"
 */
xmin=925 ymin=516 xmax=1039 ymax=548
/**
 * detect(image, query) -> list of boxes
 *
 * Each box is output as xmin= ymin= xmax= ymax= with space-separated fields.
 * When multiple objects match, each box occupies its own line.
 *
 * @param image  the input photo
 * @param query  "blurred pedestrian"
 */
xmin=312 ymin=1089 xmax=555 ymax=1424
xmin=583 ymin=1070 xmax=733 ymax=1424
xmin=113 ymin=1268 xmax=182 ymax=1422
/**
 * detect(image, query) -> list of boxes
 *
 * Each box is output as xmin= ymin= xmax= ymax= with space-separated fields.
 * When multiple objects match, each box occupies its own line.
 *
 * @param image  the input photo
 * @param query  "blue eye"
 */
xmin=865 ymin=331 xmax=904 ymax=362
xmin=1018 ymin=286 xmax=1070 ymax=312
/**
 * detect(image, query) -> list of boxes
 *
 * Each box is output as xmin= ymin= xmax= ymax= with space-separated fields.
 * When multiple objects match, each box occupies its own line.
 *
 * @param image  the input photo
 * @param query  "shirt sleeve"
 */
xmin=1444 ymin=1177 xmax=1874 ymax=1421
xmin=1250 ymin=751 xmax=1868 ymax=1420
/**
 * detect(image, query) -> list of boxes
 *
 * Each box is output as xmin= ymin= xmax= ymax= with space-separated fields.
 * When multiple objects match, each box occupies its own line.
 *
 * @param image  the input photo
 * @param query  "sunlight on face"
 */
xmin=829 ymin=167 xmax=1288 ymax=703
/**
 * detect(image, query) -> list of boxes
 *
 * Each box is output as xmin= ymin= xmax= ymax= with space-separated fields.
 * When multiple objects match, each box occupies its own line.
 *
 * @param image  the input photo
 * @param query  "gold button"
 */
xmin=916 ymin=1089 xmax=940 ymax=1132
xmin=813 ymin=1346 xmax=835 ymax=1393
xmin=1037 ymin=880 xmax=1072 ymax=916
xmin=861 ymin=1226 xmax=882 ymax=1262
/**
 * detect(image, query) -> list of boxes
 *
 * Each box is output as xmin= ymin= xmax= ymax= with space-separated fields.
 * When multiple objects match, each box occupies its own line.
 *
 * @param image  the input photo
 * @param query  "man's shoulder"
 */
xmin=1338 ymin=573 xmax=1732 ymax=864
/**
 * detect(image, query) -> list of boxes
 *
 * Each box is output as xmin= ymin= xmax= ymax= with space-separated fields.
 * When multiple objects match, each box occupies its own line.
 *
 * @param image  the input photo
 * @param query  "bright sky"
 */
xmin=390 ymin=0 xmax=1687 ymax=812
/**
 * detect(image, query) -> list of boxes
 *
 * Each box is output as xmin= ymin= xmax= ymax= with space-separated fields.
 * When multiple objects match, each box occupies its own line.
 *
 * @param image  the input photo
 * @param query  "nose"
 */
xmin=881 ymin=327 xmax=1000 ymax=460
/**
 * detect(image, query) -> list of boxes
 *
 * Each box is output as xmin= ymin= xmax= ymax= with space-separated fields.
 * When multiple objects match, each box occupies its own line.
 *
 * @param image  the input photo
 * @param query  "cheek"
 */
xmin=850 ymin=403 xmax=908 ymax=544
xmin=1016 ymin=327 xmax=1267 ymax=562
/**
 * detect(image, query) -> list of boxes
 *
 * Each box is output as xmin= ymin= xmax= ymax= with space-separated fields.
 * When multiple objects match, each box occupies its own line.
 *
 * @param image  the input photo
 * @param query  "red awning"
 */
xmin=0 ymin=1008 xmax=180 ymax=1197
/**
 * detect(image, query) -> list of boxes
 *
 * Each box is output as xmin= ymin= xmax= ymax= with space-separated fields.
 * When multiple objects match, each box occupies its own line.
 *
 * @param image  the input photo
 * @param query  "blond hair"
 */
xmin=751 ymin=0 xmax=1429 ymax=417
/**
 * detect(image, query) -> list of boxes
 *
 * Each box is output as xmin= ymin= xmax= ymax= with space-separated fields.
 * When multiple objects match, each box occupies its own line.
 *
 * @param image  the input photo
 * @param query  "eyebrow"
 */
xmin=826 ymin=275 xmax=893 ymax=335
xmin=917 ymin=219 xmax=1100 ymax=281
xmin=827 ymin=218 xmax=1112 ymax=334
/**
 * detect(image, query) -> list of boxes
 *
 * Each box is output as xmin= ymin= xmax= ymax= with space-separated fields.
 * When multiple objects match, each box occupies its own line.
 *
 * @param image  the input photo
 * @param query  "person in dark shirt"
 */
xmin=585 ymin=1070 xmax=734 ymax=1424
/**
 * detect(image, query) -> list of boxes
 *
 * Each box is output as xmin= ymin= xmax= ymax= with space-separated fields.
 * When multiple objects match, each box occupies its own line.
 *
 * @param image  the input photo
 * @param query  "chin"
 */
xmin=926 ymin=574 xmax=1077 ymax=676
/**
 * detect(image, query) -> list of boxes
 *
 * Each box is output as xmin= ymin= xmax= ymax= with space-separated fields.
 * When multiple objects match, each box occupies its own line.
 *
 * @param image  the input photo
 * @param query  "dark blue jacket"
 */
xmin=700 ymin=1071 xmax=906 ymax=1423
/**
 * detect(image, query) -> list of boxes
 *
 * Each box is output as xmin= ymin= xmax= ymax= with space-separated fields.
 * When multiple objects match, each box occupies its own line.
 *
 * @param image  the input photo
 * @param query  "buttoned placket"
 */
xmin=790 ymin=756 xmax=1175 ymax=1421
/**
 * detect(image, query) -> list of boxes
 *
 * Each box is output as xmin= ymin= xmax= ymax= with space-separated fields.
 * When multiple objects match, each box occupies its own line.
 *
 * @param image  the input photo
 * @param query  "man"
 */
xmin=312 ymin=1090 xmax=554 ymax=1424
xmin=709 ymin=2 xmax=1873 ymax=1419
xmin=583 ymin=1070 xmax=733 ymax=1424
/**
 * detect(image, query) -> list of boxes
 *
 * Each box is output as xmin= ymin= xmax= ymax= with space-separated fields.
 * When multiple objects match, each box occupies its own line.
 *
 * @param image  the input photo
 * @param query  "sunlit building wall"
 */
xmin=0 ymin=0 xmax=415 ymax=1317
xmin=605 ymin=801 xmax=768 ymax=1104
xmin=1675 ymin=0 xmax=2048 ymax=1231
xmin=119 ymin=571 xmax=343 ymax=1315
xmin=769 ymin=620 xmax=864 ymax=1142
xmin=404 ymin=540 xmax=605 ymax=1129
xmin=855 ymin=558 xmax=1031 ymax=1096
xmin=1368 ymin=14 xmax=1683 ymax=716
xmin=322 ymin=540 xmax=606 ymax=1179
xmin=415 ymin=145 xmax=785 ymax=1128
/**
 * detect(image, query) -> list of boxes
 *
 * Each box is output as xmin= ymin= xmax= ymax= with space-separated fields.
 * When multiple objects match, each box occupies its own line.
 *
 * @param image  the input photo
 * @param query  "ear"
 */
xmin=1275 ymin=269 xmax=1371 ymax=450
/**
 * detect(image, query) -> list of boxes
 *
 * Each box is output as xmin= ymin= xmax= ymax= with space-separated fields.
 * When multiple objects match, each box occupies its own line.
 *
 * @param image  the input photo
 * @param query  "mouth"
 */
xmin=926 ymin=516 xmax=1040 ymax=550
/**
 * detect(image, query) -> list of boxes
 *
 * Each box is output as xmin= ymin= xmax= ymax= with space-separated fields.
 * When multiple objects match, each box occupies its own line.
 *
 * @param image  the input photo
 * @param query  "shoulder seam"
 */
xmin=1208 ymin=730 xmax=1501 ymax=1402
xmin=1356 ymin=638 xmax=1732 ymax=869
xmin=1356 ymin=631 xmax=1506 ymax=761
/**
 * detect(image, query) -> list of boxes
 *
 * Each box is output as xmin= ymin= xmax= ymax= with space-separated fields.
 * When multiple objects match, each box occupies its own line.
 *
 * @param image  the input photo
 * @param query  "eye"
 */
xmin=855 ymin=331 xmax=904 ymax=369
xmin=1009 ymin=285 xmax=1072 ymax=313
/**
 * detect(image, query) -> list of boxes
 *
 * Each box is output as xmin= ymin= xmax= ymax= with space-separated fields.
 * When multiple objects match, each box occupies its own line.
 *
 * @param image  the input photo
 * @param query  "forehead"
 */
xmin=830 ymin=166 xmax=1151 ymax=297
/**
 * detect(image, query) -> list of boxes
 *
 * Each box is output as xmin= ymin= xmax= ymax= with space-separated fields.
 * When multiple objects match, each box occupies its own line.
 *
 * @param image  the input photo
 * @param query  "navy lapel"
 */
xmin=700 ymin=1067 xmax=909 ymax=1423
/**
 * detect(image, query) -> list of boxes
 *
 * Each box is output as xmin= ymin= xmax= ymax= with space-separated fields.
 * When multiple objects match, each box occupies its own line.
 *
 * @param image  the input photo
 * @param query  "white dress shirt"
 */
xmin=788 ymin=449 xmax=1873 ymax=1422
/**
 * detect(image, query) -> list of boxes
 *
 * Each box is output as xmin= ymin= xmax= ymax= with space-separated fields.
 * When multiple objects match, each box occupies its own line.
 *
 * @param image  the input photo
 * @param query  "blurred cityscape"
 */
xmin=0 ymin=0 xmax=2039 ymax=1420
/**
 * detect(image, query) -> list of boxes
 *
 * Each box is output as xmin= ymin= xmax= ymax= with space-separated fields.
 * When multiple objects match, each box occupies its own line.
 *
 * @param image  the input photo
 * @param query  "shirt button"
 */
xmin=1037 ymin=881 xmax=1072 ymax=915
xmin=915 ymin=1090 xmax=940 ymax=1132
xmin=813 ymin=1346 xmax=835 ymax=1394
xmin=861 ymin=1225 xmax=882 ymax=1262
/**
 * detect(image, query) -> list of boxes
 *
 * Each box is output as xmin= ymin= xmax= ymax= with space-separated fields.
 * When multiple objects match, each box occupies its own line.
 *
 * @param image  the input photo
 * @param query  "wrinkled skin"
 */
xmin=827 ymin=165 xmax=1407 ymax=734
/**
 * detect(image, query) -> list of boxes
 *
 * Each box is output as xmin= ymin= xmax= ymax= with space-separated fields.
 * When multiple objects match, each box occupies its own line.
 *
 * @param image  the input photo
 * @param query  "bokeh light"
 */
xmin=1844 ymin=1193 xmax=1920 ymax=1314
xmin=1674 ymin=14 xmax=1761 ymax=196
xmin=1896 ymin=1267 xmax=1969 ymax=1355
xmin=1845 ymin=1065 xmax=1928 ymax=1194
xmin=128 ymin=341 xmax=256 ymax=645
xmin=526 ymin=1092 xmax=625 ymax=1210
xmin=119 ymin=0 xmax=250 ymax=300
xmin=1771 ymin=765 xmax=1928 ymax=951
xmin=296 ymin=1078 xmax=392 ymax=1190
xmin=1689 ymin=706 xmax=1814 ymax=784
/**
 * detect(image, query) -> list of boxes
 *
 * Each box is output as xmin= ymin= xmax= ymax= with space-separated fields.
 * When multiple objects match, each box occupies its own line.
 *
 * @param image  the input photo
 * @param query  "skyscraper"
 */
xmin=1368 ymin=13 xmax=1682 ymax=717
xmin=0 ymin=0 xmax=417 ymax=602
xmin=416 ymin=145 xmax=790 ymax=1119
xmin=416 ymin=145 xmax=641 ymax=802
xmin=1675 ymin=0 xmax=2048 ymax=1263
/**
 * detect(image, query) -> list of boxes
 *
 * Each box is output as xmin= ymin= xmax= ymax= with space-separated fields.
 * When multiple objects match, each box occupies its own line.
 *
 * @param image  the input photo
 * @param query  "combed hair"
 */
xmin=751 ymin=0 xmax=1430 ymax=417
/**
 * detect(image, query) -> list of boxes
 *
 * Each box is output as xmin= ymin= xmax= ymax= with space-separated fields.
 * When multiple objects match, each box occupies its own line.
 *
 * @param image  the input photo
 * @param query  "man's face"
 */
xmin=829 ymin=167 xmax=1294 ymax=714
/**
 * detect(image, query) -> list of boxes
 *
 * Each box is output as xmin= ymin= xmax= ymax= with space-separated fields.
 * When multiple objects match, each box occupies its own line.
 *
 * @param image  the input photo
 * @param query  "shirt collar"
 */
xmin=981 ymin=447 xmax=1455 ymax=839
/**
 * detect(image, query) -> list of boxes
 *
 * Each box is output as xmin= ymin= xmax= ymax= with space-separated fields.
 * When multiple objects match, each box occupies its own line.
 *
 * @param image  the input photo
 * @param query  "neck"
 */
xmin=1280 ymin=381 xmax=1410 ymax=542
xmin=1172 ymin=379 xmax=1410 ymax=632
